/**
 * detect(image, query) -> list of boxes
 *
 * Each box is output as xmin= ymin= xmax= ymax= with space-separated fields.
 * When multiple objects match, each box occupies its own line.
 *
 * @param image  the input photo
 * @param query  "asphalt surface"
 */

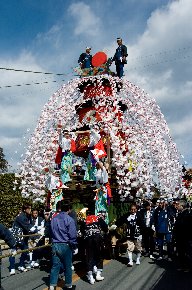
xmin=1 ymin=253 xmax=192 ymax=290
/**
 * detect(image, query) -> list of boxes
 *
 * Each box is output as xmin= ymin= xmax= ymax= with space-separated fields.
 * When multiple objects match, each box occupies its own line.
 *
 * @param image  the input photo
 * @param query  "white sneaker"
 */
xmin=18 ymin=266 xmax=27 ymax=272
xmin=33 ymin=262 xmax=39 ymax=268
xmin=49 ymin=286 xmax=55 ymax=290
xmin=136 ymin=259 xmax=140 ymax=265
xmin=127 ymin=261 xmax=133 ymax=267
xmin=30 ymin=261 xmax=35 ymax=267
xmin=150 ymin=255 xmax=155 ymax=259
xmin=96 ymin=271 xmax=104 ymax=281
xmin=10 ymin=269 xmax=15 ymax=275
xmin=157 ymin=256 xmax=163 ymax=261
xmin=87 ymin=273 xmax=95 ymax=285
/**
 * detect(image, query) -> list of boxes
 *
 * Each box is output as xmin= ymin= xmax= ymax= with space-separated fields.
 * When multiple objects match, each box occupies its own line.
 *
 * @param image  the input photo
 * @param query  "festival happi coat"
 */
xmin=18 ymin=51 xmax=183 ymax=218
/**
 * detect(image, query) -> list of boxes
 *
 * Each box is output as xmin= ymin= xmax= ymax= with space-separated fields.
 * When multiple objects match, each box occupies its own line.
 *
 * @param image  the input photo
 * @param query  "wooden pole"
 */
xmin=107 ymin=133 xmax=111 ymax=174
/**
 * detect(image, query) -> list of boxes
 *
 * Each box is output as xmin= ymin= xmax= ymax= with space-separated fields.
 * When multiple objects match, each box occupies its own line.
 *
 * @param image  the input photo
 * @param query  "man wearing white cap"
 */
xmin=113 ymin=37 xmax=128 ymax=78
xmin=78 ymin=47 xmax=93 ymax=69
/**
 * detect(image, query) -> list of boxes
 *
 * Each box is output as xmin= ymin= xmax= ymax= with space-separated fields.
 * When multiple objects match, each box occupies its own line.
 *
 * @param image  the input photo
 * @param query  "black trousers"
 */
xmin=85 ymin=235 xmax=104 ymax=272
xmin=142 ymin=227 xmax=155 ymax=255
xmin=176 ymin=238 xmax=190 ymax=268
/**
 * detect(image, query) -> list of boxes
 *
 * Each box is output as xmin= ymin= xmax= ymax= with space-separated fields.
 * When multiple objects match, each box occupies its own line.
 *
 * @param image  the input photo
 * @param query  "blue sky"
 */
xmin=0 ymin=0 xmax=192 ymax=170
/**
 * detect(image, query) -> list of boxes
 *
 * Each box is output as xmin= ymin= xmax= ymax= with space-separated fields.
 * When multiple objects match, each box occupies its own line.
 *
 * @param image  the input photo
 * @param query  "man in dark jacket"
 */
xmin=9 ymin=203 xmax=37 ymax=274
xmin=174 ymin=200 xmax=192 ymax=270
xmin=0 ymin=223 xmax=16 ymax=249
xmin=113 ymin=38 xmax=128 ymax=78
xmin=0 ymin=224 xmax=17 ymax=285
xmin=49 ymin=201 xmax=77 ymax=290
xmin=140 ymin=201 xmax=155 ymax=259
xmin=78 ymin=47 xmax=92 ymax=69
xmin=125 ymin=204 xmax=144 ymax=266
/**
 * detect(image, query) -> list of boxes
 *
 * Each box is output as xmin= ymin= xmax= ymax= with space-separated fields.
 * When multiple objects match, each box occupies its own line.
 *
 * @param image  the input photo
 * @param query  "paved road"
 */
xmin=1 ymin=254 xmax=192 ymax=290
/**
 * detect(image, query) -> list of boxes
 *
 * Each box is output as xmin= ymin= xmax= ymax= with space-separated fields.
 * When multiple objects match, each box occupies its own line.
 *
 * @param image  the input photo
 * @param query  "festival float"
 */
xmin=18 ymin=51 xmax=183 ymax=223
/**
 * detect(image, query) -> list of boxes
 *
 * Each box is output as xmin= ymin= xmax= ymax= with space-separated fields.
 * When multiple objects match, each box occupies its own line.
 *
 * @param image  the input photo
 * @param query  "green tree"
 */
xmin=0 ymin=147 xmax=8 ymax=173
xmin=0 ymin=173 xmax=28 ymax=227
xmin=0 ymin=147 xmax=42 ymax=227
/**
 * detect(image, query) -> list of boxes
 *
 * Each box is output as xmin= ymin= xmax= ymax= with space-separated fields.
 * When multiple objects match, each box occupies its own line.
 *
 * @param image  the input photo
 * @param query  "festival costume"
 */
xmin=117 ymin=212 xmax=144 ymax=266
xmin=78 ymin=53 xmax=92 ymax=69
xmin=154 ymin=206 xmax=175 ymax=258
xmin=95 ymin=166 xmax=109 ymax=224
xmin=113 ymin=44 xmax=128 ymax=78
xmin=81 ymin=215 xmax=108 ymax=284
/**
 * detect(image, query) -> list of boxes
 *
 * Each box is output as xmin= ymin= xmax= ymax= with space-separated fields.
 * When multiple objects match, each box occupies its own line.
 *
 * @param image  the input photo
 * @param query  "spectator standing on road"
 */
xmin=174 ymin=200 xmax=192 ymax=271
xmin=9 ymin=203 xmax=38 ymax=274
xmin=49 ymin=201 xmax=77 ymax=290
xmin=153 ymin=199 xmax=175 ymax=260
xmin=140 ymin=201 xmax=155 ymax=259
xmin=28 ymin=208 xmax=45 ymax=268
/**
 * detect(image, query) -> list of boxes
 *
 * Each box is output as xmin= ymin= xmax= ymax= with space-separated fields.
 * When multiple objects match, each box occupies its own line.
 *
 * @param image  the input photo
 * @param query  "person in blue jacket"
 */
xmin=49 ymin=201 xmax=77 ymax=290
xmin=78 ymin=47 xmax=92 ymax=69
xmin=0 ymin=223 xmax=16 ymax=249
xmin=153 ymin=199 xmax=175 ymax=260
xmin=113 ymin=37 xmax=128 ymax=78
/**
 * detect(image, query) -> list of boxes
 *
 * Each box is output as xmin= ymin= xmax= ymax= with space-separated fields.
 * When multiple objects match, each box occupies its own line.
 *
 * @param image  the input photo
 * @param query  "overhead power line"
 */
xmin=0 ymin=67 xmax=66 ymax=76
xmin=0 ymin=79 xmax=65 ymax=89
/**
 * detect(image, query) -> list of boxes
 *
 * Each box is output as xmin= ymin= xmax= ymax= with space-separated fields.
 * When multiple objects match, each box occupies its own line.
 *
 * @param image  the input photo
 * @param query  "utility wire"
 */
xmin=0 ymin=67 xmax=66 ymax=76
xmin=0 ymin=79 xmax=65 ymax=89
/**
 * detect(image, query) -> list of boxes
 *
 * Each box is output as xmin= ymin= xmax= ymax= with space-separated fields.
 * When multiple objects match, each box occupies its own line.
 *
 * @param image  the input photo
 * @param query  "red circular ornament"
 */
xmin=92 ymin=51 xmax=107 ymax=67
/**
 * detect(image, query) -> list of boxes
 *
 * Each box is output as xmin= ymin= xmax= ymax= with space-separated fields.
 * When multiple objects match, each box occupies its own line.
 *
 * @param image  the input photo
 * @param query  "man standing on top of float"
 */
xmin=113 ymin=37 xmax=128 ymax=78
xmin=78 ymin=47 xmax=93 ymax=69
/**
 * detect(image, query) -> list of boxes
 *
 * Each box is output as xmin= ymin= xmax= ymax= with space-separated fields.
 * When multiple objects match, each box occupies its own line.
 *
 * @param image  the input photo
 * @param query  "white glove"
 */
xmin=73 ymin=248 xmax=78 ymax=255
xmin=137 ymin=235 xmax=142 ymax=242
xmin=109 ymin=224 xmax=117 ymax=231
xmin=10 ymin=249 xmax=17 ymax=256
xmin=30 ymin=226 xmax=37 ymax=232
xmin=151 ymin=225 xmax=155 ymax=232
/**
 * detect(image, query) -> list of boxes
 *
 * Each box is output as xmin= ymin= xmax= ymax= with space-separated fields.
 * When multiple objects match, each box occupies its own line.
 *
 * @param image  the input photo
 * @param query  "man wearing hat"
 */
xmin=78 ymin=47 xmax=93 ymax=69
xmin=112 ymin=38 xmax=128 ymax=78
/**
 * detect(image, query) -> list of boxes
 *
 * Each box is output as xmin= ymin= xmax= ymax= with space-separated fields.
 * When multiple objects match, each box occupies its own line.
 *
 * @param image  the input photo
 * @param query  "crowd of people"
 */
xmin=1 ymin=197 xmax=192 ymax=290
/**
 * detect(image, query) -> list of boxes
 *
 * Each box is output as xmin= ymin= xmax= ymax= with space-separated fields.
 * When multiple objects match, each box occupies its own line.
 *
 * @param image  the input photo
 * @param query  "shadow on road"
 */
xmin=149 ymin=257 xmax=192 ymax=290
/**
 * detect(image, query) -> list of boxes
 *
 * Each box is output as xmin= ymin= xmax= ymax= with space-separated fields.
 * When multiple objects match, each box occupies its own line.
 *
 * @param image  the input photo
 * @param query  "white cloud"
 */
xmin=1 ymin=0 xmax=192 ymax=169
xmin=170 ymin=114 xmax=192 ymax=137
xmin=122 ymin=0 xmax=192 ymax=166
xmin=68 ymin=2 xmax=101 ymax=36
xmin=0 ymin=50 xmax=62 ymax=169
